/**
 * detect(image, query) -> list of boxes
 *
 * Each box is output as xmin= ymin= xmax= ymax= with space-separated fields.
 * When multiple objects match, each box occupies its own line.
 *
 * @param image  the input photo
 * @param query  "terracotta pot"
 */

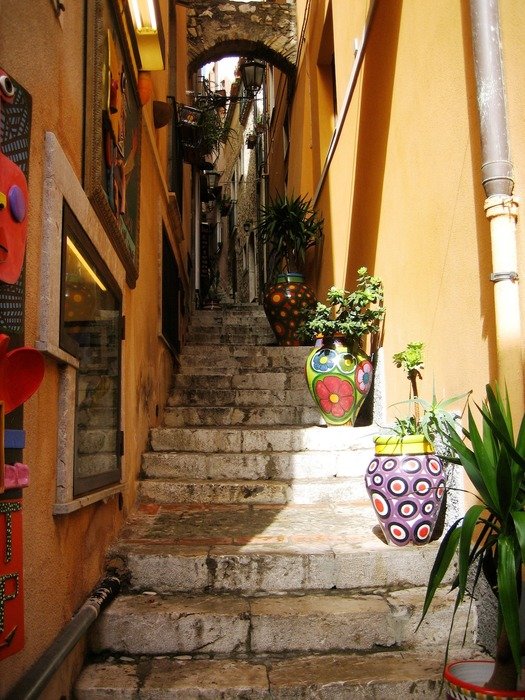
xmin=365 ymin=434 xmax=445 ymax=546
xmin=444 ymin=660 xmax=525 ymax=699
xmin=153 ymin=100 xmax=173 ymax=129
xmin=263 ymin=273 xmax=316 ymax=346
xmin=305 ymin=336 xmax=373 ymax=426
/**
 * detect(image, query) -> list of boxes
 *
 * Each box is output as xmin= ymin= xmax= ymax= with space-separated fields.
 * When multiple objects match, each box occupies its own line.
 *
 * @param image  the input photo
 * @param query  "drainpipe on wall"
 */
xmin=194 ymin=169 xmax=201 ymax=306
xmin=5 ymin=575 xmax=121 ymax=700
xmin=470 ymin=0 xmax=524 ymax=416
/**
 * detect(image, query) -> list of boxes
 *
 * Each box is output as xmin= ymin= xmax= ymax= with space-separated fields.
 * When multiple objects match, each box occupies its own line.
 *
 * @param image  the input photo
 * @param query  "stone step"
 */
xmin=108 ymin=502 xmax=445 ymax=594
xmin=88 ymin=588 xmax=470 ymax=657
xmin=177 ymin=345 xmax=310 ymax=373
xmin=138 ymin=478 xmax=369 ymax=505
xmin=77 ymin=648 xmax=480 ymax=699
xmin=186 ymin=331 xmax=276 ymax=346
xmin=150 ymin=425 xmax=375 ymax=454
xmin=190 ymin=306 xmax=269 ymax=320
xmin=188 ymin=315 xmax=270 ymax=329
xmin=180 ymin=345 xmax=309 ymax=359
xmin=171 ymin=372 xmax=307 ymax=391
xmin=141 ymin=448 xmax=373 ymax=482
xmin=168 ymin=387 xmax=312 ymax=408
xmin=162 ymin=405 xmax=322 ymax=427
xmin=188 ymin=316 xmax=270 ymax=329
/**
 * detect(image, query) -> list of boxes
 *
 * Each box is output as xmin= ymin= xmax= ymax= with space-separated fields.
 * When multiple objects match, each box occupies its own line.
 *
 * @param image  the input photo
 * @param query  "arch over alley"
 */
xmin=186 ymin=1 xmax=297 ymax=76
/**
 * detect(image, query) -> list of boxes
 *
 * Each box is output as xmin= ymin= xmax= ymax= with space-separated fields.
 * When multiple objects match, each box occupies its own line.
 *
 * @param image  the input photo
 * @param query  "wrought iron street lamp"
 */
xmin=239 ymin=60 xmax=265 ymax=96
xmin=204 ymin=170 xmax=221 ymax=190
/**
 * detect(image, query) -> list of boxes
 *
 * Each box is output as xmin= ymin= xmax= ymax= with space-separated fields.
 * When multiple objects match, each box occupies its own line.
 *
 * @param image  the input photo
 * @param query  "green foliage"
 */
xmin=419 ymin=384 xmax=525 ymax=681
xmin=392 ymin=389 xmax=471 ymax=444
xmin=257 ymin=194 xmax=323 ymax=274
xmin=298 ymin=267 xmax=385 ymax=344
xmin=390 ymin=342 xmax=469 ymax=444
xmin=393 ymin=341 xmax=424 ymax=377
xmin=196 ymin=108 xmax=236 ymax=158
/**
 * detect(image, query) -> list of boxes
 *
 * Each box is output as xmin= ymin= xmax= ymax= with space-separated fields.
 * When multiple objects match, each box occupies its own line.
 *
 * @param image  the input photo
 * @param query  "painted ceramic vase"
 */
xmin=263 ymin=273 xmax=316 ymax=346
xmin=305 ymin=336 xmax=373 ymax=426
xmin=365 ymin=435 xmax=445 ymax=546
xmin=444 ymin=660 xmax=525 ymax=699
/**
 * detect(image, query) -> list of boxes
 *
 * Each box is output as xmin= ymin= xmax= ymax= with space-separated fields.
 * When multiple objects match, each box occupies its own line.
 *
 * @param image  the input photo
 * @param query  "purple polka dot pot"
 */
xmin=365 ymin=435 xmax=445 ymax=546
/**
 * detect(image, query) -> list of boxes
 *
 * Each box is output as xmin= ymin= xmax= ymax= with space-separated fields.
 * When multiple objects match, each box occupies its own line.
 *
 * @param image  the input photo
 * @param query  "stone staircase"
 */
xmin=75 ymin=305 xmax=477 ymax=699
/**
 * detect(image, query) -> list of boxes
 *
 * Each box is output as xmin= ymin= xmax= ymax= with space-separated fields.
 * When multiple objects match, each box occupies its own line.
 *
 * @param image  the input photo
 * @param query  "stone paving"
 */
xmin=76 ymin=305 xmax=481 ymax=698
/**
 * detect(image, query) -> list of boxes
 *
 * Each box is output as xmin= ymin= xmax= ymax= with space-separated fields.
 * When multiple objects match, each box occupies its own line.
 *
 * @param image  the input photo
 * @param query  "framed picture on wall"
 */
xmin=84 ymin=0 xmax=141 ymax=288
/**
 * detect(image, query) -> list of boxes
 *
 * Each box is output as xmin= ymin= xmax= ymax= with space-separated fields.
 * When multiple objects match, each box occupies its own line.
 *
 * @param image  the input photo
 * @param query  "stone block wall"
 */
xmin=187 ymin=1 xmax=297 ymax=75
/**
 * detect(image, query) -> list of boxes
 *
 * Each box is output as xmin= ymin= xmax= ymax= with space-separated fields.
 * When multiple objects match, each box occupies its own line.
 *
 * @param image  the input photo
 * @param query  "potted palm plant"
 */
xmin=258 ymin=193 xmax=323 ymax=346
xmin=365 ymin=342 xmax=470 ymax=546
xmin=420 ymin=384 xmax=525 ymax=696
xmin=298 ymin=268 xmax=385 ymax=426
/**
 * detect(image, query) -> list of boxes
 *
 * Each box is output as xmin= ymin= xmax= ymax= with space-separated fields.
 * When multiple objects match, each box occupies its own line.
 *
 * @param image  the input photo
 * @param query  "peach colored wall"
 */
xmin=0 ymin=2 xmax=187 ymax=695
xmin=500 ymin=2 xmax=525 ymax=375
xmin=285 ymin=0 xmax=525 ymax=417
xmin=348 ymin=0 xmax=495 ymax=412
xmin=287 ymin=0 xmax=370 ymax=290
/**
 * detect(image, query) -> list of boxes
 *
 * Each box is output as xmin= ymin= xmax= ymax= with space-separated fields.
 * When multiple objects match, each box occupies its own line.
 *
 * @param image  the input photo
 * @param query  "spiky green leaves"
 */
xmin=420 ymin=384 xmax=525 ymax=679
xmin=258 ymin=194 xmax=323 ymax=275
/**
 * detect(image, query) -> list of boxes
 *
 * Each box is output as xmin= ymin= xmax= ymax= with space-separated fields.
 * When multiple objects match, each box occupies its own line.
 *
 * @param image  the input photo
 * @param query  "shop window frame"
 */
xmin=38 ymin=132 xmax=127 ymax=514
xmin=59 ymin=203 xmax=123 ymax=498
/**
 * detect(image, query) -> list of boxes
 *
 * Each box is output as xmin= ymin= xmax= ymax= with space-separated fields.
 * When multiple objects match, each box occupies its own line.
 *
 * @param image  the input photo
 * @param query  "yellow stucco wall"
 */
xmin=0 ymin=2 xmax=188 ymax=695
xmin=286 ymin=0 xmax=524 ymax=416
xmin=500 ymin=1 xmax=525 ymax=377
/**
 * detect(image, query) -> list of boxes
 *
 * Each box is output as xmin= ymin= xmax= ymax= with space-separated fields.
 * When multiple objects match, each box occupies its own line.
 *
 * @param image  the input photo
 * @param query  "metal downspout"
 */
xmin=194 ymin=168 xmax=201 ymax=306
xmin=5 ymin=575 xmax=121 ymax=700
xmin=469 ymin=0 xmax=524 ymax=414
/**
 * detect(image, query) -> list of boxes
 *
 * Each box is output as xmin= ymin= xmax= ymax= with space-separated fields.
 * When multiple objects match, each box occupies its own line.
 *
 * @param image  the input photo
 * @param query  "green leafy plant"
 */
xmin=198 ymin=107 xmax=236 ymax=157
xmin=298 ymin=267 xmax=384 ymax=344
xmin=393 ymin=341 xmax=424 ymax=398
xmin=419 ymin=384 xmax=525 ymax=691
xmin=391 ymin=342 xmax=470 ymax=445
xmin=257 ymin=194 xmax=323 ymax=275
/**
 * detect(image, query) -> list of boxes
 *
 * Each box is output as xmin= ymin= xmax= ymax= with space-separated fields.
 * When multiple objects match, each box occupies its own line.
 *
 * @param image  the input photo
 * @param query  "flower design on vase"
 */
xmin=338 ymin=352 xmax=357 ymax=375
xmin=315 ymin=375 xmax=354 ymax=418
xmin=311 ymin=348 xmax=337 ymax=372
xmin=355 ymin=359 xmax=373 ymax=394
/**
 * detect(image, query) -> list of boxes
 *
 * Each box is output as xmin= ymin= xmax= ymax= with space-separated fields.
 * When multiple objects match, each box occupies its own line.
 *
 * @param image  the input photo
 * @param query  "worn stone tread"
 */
xmin=90 ymin=588 xmax=470 ymax=657
xmin=140 ymin=449 xmax=372 ymax=481
xmin=168 ymin=387 xmax=312 ymax=407
xmin=162 ymin=405 xmax=323 ymax=427
xmin=106 ymin=501 xmax=452 ymax=594
xmin=171 ymin=372 xmax=307 ymax=391
xmin=76 ymin=649 xmax=484 ymax=699
xmin=150 ymin=425 xmax=376 ymax=453
xmin=137 ymin=476 xmax=368 ymax=505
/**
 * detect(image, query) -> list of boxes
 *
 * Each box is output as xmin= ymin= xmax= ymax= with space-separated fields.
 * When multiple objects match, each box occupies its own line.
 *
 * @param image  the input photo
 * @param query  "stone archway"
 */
xmin=186 ymin=1 xmax=297 ymax=76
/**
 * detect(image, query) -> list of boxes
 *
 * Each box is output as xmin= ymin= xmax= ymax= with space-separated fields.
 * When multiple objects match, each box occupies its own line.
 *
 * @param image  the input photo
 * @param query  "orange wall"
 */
xmin=0 ymin=2 xmax=188 ymax=695
xmin=286 ymin=0 xmax=524 ymax=417
xmin=500 ymin=1 xmax=525 ymax=365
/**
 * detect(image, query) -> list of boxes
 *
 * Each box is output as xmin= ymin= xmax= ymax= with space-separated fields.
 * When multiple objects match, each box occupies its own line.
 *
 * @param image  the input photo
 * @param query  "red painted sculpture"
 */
xmin=0 ymin=68 xmax=29 ymax=285
xmin=0 ymin=68 xmax=42 ymax=661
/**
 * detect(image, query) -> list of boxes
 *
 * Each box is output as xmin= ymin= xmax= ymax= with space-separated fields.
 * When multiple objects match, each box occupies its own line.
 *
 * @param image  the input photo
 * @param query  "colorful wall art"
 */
xmin=0 ymin=68 xmax=31 ymax=339
xmin=84 ymin=0 xmax=141 ymax=287
xmin=0 ymin=68 xmax=44 ymax=661
xmin=0 ymin=335 xmax=44 ymax=659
